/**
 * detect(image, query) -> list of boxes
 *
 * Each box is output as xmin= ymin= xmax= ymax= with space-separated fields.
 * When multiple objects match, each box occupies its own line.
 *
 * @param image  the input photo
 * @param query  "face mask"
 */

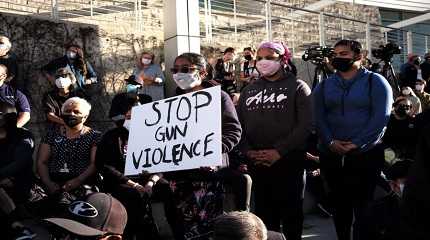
xmin=141 ymin=58 xmax=152 ymax=65
xmin=123 ymin=119 xmax=131 ymax=131
xmin=399 ymin=183 xmax=405 ymax=195
xmin=256 ymin=59 xmax=281 ymax=77
xmin=402 ymin=89 xmax=411 ymax=96
xmin=67 ymin=51 xmax=77 ymax=59
xmin=244 ymin=55 xmax=253 ymax=61
xmin=173 ymin=72 xmax=201 ymax=90
xmin=55 ymin=77 xmax=72 ymax=89
xmin=0 ymin=44 xmax=8 ymax=50
xmin=332 ymin=58 xmax=355 ymax=72
xmin=395 ymin=106 xmax=409 ymax=117
xmin=416 ymin=84 xmax=424 ymax=91
xmin=62 ymin=114 xmax=83 ymax=128
xmin=414 ymin=59 xmax=421 ymax=65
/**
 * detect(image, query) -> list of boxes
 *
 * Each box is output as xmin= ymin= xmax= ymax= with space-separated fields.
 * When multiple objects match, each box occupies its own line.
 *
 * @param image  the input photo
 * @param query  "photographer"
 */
xmin=383 ymin=97 xmax=418 ymax=161
xmin=400 ymin=54 xmax=421 ymax=89
xmin=214 ymin=47 xmax=237 ymax=97
xmin=313 ymin=39 xmax=393 ymax=240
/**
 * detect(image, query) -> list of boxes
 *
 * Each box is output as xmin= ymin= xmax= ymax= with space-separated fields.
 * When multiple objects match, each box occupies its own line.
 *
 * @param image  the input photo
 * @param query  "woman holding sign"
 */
xmin=161 ymin=52 xmax=243 ymax=240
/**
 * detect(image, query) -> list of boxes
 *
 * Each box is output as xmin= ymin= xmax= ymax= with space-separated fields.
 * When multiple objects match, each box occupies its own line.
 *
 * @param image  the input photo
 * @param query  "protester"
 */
xmin=414 ymin=78 xmax=430 ymax=111
xmin=400 ymin=86 xmax=421 ymax=115
xmin=0 ymin=101 xmax=34 ymax=206
xmin=313 ymin=39 xmax=393 ymax=240
xmin=43 ymin=68 xmax=85 ymax=129
xmin=238 ymin=41 xmax=312 ymax=240
xmin=163 ymin=52 xmax=242 ymax=240
xmin=214 ymin=47 xmax=238 ymax=96
xmin=213 ymin=211 xmax=267 ymax=240
xmin=44 ymin=192 xmax=127 ymax=240
xmin=42 ymin=43 xmax=97 ymax=91
xmin=239 ymin=47 xmax=258 ymax=90
xmin=129 ymin=51 xmax=165 ymax=101
xmin=0 ymin=36 xmax=19 ymax=89
xmin=36 ymin=97 xmax=101 ymax=210
xmin=96 ymin=92 xmax=160 ymax=239
xmin=383 ymin=97 xmax=418 ymax=161
xmin=399 ymin=125 xmax=430 ymax=240
xmin=400 ymin=53 xmax=420 ymax=88
xmin=0 ymin=64 xmax=30 ymax=127
xmin=420 ymin=52 xmax=430 ymax=86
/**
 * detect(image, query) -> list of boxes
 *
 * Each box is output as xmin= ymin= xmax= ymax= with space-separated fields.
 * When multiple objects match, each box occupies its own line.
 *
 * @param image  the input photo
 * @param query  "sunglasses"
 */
xmin=170 ymin=66 xmax=199 ymax=74
xmin=398 ymin=104 xmax=412 ymax=109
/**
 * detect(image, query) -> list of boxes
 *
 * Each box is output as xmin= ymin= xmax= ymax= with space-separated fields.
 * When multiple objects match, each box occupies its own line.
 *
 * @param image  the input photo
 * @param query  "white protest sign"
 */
xmin=124 ymin=86 xmax=222 ymax=175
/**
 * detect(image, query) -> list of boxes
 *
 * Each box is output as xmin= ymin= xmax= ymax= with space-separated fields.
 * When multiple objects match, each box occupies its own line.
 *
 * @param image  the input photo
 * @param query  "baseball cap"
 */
xmin=44 ymin=193 xmax=127 ymax=237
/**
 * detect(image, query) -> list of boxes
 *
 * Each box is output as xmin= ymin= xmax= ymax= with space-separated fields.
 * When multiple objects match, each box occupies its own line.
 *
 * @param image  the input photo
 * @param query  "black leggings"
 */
xmin=320 ymin=145 xmax=384 ymax=240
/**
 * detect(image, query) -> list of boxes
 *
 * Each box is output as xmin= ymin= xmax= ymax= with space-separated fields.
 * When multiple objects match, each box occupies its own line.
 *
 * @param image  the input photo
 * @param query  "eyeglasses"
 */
xmin=170 ymin=66 xmax=198 ymax=74
xmin=398 ymin=104 xmax=412 ymax=109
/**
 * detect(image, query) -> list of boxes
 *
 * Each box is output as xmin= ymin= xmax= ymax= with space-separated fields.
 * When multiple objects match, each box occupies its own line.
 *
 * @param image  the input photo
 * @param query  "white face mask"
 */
xmin=0 ymin=44 xmax=9 ymax=50
xmin=256 ymin=59 xmax=281 ymax=77
xmin=399 ymin=183 xmax=405 ymax=195
xmin=141 ymin=58 xmax=152 ymax=65
xmin=173 ymin=72 xmax=201 ymax=90
xmin=123 ymin=119 xmax=131 ymax=131
xmin=55 ymin=77 xmax=72 ymax=89
xmin=67 ymin=51 xmax=77 ymax=59
xmin=402 ymin=88 xmax=411 ymax=96
xmin=415 ymin=84 xmax=424 ymax=91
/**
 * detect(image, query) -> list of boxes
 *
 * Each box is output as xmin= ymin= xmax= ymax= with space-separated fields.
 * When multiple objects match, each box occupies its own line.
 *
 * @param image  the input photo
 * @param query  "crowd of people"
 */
xmin=1 ymin=33 xmax=430 ymax=240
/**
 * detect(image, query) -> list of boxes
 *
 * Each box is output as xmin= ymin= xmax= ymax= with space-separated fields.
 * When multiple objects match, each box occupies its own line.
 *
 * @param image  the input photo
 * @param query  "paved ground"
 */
xmin=302 ymin=214 xmax=337 ymax=240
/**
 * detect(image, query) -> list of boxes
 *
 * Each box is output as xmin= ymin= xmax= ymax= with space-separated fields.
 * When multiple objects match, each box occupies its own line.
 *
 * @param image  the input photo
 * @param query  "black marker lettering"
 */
xmin=145 ymin=102 xmax=161 ymax=126
xmin=176 ymin=96 xmax=192 ymax=121
xmin=204 ymin=132 xmax=214 ymax=156
xmin=132 ymin=151 xmax=143 ymax=169
xmin=192 ymin=91 xmax=212 ymax=123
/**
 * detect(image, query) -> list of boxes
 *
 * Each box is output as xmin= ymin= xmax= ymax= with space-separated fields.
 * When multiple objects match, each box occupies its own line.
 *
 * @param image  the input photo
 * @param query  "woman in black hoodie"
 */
xmin=164 ymin=52 xmax=243 ymax=240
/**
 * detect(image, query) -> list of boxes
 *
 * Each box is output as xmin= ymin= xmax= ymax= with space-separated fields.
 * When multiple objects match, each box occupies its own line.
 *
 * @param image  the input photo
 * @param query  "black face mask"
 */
xmin=395 ymin=106 xmax=409 ymax=118
xmin=414 ymin=59 xmax=421 ymax=65
xmin=61 ymin=114 xmax=83 ymax=128
xmin=244 ymin=55 xmax=253 ymax=61
xmin=332 ymin=57 xmax=355 ymax=72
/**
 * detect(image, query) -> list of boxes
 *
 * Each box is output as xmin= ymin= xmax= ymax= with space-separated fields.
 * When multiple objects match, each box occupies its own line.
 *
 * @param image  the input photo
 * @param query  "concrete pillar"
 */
xmin=163 ymin=0 xmax=201 ymax=97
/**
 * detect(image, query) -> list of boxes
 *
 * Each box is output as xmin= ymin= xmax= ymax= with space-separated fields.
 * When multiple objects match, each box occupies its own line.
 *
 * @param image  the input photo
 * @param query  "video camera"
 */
xmin=302 ymin=46 xmax=334 ymax=64
xmin=372 ymin=42 xmax=401 ymax=62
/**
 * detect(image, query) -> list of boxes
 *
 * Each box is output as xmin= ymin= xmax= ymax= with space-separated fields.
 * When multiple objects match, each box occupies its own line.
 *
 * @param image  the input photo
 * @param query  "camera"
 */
xmin=372 ymin=42 xmax=401 ymax=62
xmin=302 ymin=46 xmax=334 ymax=63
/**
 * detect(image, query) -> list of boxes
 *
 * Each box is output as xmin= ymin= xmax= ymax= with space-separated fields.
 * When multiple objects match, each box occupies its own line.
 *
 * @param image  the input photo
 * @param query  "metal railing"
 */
xmin=199 ymin=0 xmax=430 ymax=70
xmin=0 ymin=0 xmax=163 ymax=34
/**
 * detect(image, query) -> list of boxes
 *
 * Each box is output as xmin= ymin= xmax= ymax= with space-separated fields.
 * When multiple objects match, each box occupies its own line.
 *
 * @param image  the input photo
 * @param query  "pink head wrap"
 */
xmin=258 ymin=41 xmax=292 ymax=63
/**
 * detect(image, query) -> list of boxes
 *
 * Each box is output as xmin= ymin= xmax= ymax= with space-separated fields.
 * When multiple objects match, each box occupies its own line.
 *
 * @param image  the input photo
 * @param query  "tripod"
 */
xmin=380 ymin=60 xmax=401 ymax=96
xmin=312 ymin=63 xmax=330 ymax=90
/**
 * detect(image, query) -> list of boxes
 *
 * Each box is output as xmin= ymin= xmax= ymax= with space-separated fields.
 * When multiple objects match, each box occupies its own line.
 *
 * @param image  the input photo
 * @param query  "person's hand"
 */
xmin=232 ymin=93 xmax=240 ymax=106
xmin=311 ymin=169 xmax=321 ymax=177
xmin=238 ymin=164 xmax=248 ymax=173
xmin=246 ymin=150 xmax=263 ymax=161
xmin=46 ymin=181 xmax=61 ymax=195
xmin=343 ymin=143 xmax=358 ymax=152
xmin=62 ymin=178 xmax=81 ymax=192
xmin=306 ymin=152 xmax=320 ymax=162
xmin=329 ymin=140 xmax=352 ymax=155
xmin=135 ymin=182 xmax=154 ymax=196
xmin=255 ymin=149 xmax=282 ymax=167
xmin=0 ymin=178 xmax=14 ymax=188
xmin=200 ymin=166 xmax=216 ymax=172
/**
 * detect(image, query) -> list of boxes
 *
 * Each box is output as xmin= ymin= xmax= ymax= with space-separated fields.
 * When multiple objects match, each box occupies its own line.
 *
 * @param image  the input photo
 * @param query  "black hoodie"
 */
xmin=237 ymin=71 xmax=312 ymax=157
